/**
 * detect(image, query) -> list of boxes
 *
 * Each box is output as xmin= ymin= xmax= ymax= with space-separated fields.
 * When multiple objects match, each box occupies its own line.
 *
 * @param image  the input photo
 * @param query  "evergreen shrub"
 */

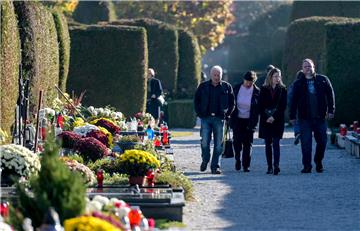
xmin=108 ymin=18 xmax=179 ymax=96
xmin=72 ymin=1 xmax=116 ymax=24
xmin=0 ymin=0 xmax=20 ymax=139
xmin=167 ymin=99 xmax=196 ymax=128
xmin=177 ymin=29 xmax=201 ymax=99
xmin=67 ymin=25 xmax=148 ymax=116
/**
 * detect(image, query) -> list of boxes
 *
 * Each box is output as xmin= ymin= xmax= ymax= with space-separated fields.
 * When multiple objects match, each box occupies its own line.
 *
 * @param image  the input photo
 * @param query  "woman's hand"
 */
xmin=266 ymin=116 xmax=275 ymax=123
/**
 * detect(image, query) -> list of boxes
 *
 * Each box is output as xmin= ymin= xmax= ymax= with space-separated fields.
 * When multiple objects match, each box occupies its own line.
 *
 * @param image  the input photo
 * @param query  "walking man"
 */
xmin=289 ymin=59 xmax=335 ymax=173
xmin=194 ymin=65 xmax=235 ymax=174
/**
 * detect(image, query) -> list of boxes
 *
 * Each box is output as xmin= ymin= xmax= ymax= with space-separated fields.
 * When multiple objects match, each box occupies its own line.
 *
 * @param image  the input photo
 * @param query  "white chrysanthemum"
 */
xmin=92 ymin=195 xmax=110 ymax=206
xmin=73 ymin=124 xmax=99 ymax=137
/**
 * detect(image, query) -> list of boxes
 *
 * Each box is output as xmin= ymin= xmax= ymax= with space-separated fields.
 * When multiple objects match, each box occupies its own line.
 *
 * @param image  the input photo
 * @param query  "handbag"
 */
xmin=222 ymin=121 xmax=234 ymax=158
xmin=264 ymin=88 xmax=283 ymax=117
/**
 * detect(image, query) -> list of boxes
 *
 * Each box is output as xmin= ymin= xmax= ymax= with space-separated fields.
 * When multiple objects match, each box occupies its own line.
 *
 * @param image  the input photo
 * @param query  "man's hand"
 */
xmin=289 ymin=119 xmax=296 ymax=125
xmin=327 ymin=113 xmax=334 ymax=120
xmin=266 ymin=116 xmax=275 ymax=124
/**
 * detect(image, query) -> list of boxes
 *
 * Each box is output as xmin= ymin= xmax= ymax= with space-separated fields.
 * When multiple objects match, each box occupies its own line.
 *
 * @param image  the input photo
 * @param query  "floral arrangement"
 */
xmin=134 ymin=112 xmax=155 ymax=126
xmin=90 ymin=118 xmax=121 ymax=135
xmin=87 ymin=157 xmax=120 ymax=175
xmin=118 ymin=149 xmax=160 ymax=176
xmin=61 ymin=157 xmax=96 ymax=185
xmin=87 ymin=106 xmax=124 ymax=121
xmin=39 ymin=107 xmax=56 ymax=121
xmin=73 ymin=123 xmax=99 ymax=137
xmin=72 ymin=117 xmax=86 ymax=128
xmin=86 ymin=129 xmax=110 ymax=148
xmin=75 ymin=137 xmax=109 ymax=162
xmin=64 ymin=215 xmax=122 ymax=231
xmin=98 ymin=126 xmax=113 ymax=146
xmin=118 ymin=135 xmax=141 ymax=143
xmin=58 ymin=131 xmax=82 ymax=149
xmin=0 ymin=144 xmax=41 ymax=179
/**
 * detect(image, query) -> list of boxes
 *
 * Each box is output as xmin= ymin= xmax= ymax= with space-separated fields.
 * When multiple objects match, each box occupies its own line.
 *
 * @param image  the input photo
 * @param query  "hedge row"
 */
xmin=72 ymin=1 xmax=116 ymax=24
xmin=282 ymin=16 xmax=350 ymax=85
xmin=52 ymin=10 xmax=70 ymax=92
xmin=176 ymin=29 xmax=201 ymax=99
xmin=14 ymin=1 xmax=59 ymax=113
xmin=0 ymin=0 xmax=20 ymax=138
xmin=325 ymin=19 xmax=360 ymax=126
xmin=67 ymin=25 xmax=148 ymax=117
xmin=108 ymin=19 xmax=179 ymax=96
xmin=290 ymin=1 xmax=360 ymax=21
xmin=167 ymin=100 xmax=196 ymax=128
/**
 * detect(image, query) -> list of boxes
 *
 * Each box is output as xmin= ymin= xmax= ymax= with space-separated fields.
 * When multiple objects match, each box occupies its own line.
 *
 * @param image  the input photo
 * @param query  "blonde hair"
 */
xmin=263 ymin=68 xmax=285 ymax=88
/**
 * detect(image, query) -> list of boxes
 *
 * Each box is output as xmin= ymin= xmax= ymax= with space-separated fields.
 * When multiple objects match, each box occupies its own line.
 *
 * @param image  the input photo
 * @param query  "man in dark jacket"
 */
xmin=289 ymin=59 xmax=335 ymax=173
xmin=194 ymin=65 xmax=235 ymax=174
xmin=146 ymin=68 xmax=164 ymax=125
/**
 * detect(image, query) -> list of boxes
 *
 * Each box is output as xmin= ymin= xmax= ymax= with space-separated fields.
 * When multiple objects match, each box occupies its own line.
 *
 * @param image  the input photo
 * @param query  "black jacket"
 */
xmin=289 ymin=73 xmax=335 ymax=120
xmin=194 ymin=80 xmax=235 ymax=119
xmin=259 ymin=85 xmax=287 ymax=139
xmin=230 ymin=82 xmax=260 ymax=131
xmin=148 ymin=78 xmax=163 ymax=99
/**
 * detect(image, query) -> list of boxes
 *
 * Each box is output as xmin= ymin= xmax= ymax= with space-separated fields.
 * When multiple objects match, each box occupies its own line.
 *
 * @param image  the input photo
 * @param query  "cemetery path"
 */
xmin=171 ymin=127 xmax=360 ymax=231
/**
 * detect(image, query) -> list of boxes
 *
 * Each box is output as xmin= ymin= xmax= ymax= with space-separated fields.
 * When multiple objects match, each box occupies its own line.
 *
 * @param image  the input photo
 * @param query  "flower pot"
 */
xmin=128 ymin=176 xmax=145 ymax=186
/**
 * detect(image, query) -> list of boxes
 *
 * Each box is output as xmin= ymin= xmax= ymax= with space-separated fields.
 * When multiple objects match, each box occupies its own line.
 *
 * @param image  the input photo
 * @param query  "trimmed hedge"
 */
xmin=167 ymin=100 xmax=196 ymax=128
xmin=0 ymin=0 xmax=20 ymax=138
xmin=325 ymin=19 xmax=360 ymax=126
xmin=52 ymin=10 xmax=70 ymax=92
xmin=282 ymin=16 xmax=350 ymax=85
xmin=176 ymin=29 xmax=201 ymax=99
xmin=291 ymin=1 xmax=360 ymax=21
xmin=67 ymin=25 xmax=148 ymax=117
xmin=270 ymin=27 xmax=287 ymax=68
xmin=72 ymin=1 xmax=116 ymax=24
xmin=108 ymin=19 xmax=179 ymax=96
xmin=14 ymin=1 xmax=59 ymax=113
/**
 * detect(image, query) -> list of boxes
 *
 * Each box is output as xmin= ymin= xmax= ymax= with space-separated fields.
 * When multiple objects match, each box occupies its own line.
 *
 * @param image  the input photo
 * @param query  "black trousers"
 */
xmin=232 ymin=118 xmax=254 ymax=169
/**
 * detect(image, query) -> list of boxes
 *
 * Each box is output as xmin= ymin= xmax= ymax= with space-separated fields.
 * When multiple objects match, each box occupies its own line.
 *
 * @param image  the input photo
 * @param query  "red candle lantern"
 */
xmin=146 ymin=170 xmax=155 ymax=187
xmin=128 ymin=207 xmax=142 ymax=227
xmin=154 ymin=136 xmax=161 ymax=147
xmin=0 ymin=202 xmax=9 ymax=218
xmin=96 ymin=169 xmax=104 ymax=188
xmin=57 ymin=113 xmax=64 ymax=129
xmin=339 ymin=124 xmax=347 ymax=136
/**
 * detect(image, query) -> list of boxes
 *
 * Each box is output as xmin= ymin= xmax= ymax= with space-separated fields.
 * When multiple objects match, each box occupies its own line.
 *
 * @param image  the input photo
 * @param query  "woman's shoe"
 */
xmin=266 ymin=167 xmax=273 ymax=174
xmin=274 ymin=167 xmax=280 ymax=175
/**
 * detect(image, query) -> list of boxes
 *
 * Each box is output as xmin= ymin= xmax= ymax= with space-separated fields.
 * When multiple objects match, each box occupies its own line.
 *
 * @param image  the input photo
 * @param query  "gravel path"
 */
xmin=171 ymin=127 xmax=360 ymax=231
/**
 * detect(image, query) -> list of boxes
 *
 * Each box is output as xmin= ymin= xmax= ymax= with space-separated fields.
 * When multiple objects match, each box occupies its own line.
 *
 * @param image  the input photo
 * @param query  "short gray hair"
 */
xmin=210 ymin=65 xmax=223 ymax=76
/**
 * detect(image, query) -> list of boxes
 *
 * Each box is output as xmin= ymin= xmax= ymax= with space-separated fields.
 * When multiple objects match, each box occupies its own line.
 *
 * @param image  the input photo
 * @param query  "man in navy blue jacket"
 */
xmin=289 ymin=59 xmax=335 ymax=173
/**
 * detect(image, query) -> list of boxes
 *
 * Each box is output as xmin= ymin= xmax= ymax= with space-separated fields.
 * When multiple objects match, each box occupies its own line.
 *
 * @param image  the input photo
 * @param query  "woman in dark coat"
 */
xmin=146 ymin=68 xmax=163 ymax=125
xmin=259 ymin=68 xmax=287 ymax=175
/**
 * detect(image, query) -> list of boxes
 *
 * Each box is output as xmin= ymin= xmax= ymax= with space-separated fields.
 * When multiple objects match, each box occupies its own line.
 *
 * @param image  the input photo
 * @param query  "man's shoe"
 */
xmin=294 ymin=133 xmax=301 ymax=145
xmin=301 ymin=167 xmax=312 ymax=173
xmin=211 ymin=168 xmax=222 ymax=174
xmin=274 ymin=167 xmax=280 ymax=175
xmin=266 ymin=167 xmax=273 ymax=174
xmin=316 ymin=163 xmax=324 ymax=173
xmin=200 ymin=162 xmax=207 ymax=172
xmin=243 ymin=168 xmax=250 ymax=173
xmin=235 ymin=160 xmax=241 ymax=171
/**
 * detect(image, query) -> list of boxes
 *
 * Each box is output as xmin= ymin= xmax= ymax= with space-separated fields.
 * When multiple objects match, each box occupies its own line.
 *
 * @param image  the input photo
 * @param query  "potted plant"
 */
xmin=118 ymin=149 xmax=160 ymax=185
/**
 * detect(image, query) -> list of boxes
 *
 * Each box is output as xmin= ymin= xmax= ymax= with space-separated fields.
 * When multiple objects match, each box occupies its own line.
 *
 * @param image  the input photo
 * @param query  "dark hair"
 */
xmin=243 ymin=71 xmax=257 ymax=82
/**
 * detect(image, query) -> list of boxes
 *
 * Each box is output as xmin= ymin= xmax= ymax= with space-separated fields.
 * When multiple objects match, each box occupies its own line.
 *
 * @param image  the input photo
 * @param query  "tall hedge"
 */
xmin=14 ymin=1 xmax=59 ymax=113
xmin=325 ymin=19 xmax=360 ymax=126
xmin=290 ymin=1 xmax=360 ymax=21
xmin=282 ymin=16 xmax=350 ymax=85
xmin=67 ymin=25 xmax=148 ymax=117
xmin=0 ymin=0 xmax=20 ymax=138
xmin=108 ymin=18 xmax=179 ymax=96
xmin=167 ymin=100 xmax=196 ymax=128
xmin=52 ymin=10 xmax=70 ymax=92
xmin=176 ymin=29 xmax=201 ymax=99
xmin=72 ymin=1 xmax=116 ymax=24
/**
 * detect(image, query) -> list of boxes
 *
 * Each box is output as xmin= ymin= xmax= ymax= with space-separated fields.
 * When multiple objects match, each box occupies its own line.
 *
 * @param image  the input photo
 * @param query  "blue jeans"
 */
xmin=200 ymin=117 xmax=224 ymax=170
xmin=265 ymin=137 xmax=280 ymax=168
xmin=299 ymin=119 xmax=327 ymax=169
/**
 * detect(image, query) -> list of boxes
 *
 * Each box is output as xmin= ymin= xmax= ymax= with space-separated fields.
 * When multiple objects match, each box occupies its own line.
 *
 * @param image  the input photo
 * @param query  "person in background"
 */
xmin=255 ymin=64 xmax=275 ymax=87
xmin=230 ymin=71 xmax=260 ymax=172
xmin=289 ymin=58 xmax=335 ymax=173
xmin=259 ymin=68 xmax=287 ymax=175
xmin=146 ymin=68 xmax=164 ymax=125
xmin=194 ymin=65 xmax=235 ymax=174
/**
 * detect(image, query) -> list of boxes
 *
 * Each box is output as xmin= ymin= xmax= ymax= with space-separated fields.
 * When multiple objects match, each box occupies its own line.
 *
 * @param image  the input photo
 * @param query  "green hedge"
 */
xmin=67 ymin=25 xmax=148 ymax=117
xmin=325 ymin=19 xmax=360 ymax=126
xmin=0 ymin=0 xmax=20 ymax=139
xmin=270 ymin=27 xmax=287 ymax=68
xmin=14 ymin=1 xmax=59 ymax=113
xmin=167 ymin=100 xmax=196 ymax=128
xmin=72 ymin=1 xmax=116 ymax=24
xmin=176 ymin=29 xmax=201 ymax=99
xmin=108 ymin=18 xmax=179 ymax=96
xmin=282 ymin=16 xmax=350 ymax=85
xmin=290 ymin=1 xmax=360 ymax=21
xmin=52 ymin=10 xmax=70 ymax=92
